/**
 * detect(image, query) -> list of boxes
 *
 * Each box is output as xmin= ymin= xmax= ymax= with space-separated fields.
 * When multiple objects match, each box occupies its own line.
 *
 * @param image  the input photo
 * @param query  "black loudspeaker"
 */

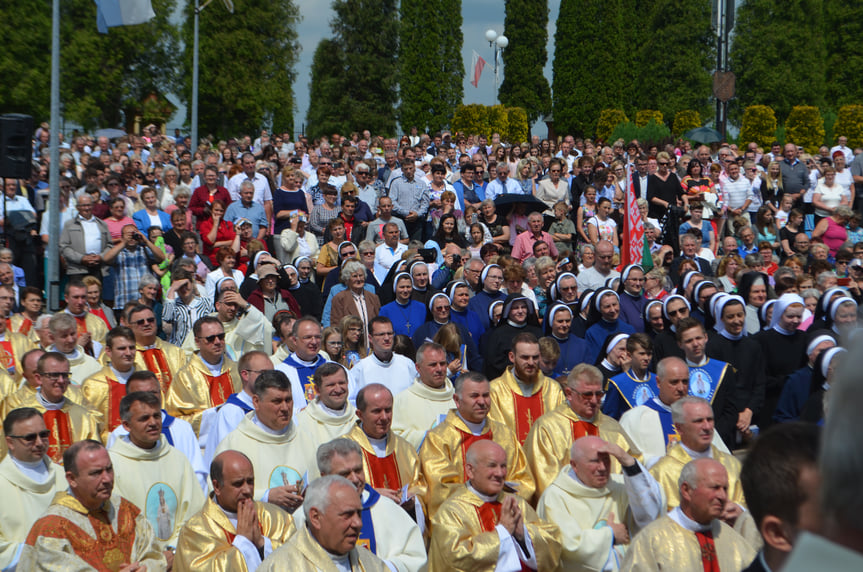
xmin=0 ymin=114 xmax=34 ymax=179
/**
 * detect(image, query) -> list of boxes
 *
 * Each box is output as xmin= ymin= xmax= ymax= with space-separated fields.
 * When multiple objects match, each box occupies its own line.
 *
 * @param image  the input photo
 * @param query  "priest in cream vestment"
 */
xmin=174 ymin=450 xmax=296 ymax=571
xmin=293 ymin=362 xmax=357 ymax=450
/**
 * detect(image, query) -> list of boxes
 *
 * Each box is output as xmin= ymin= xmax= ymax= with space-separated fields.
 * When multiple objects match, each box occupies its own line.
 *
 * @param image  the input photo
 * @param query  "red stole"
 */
xmin=205 ymin=371 xmax=234 ymax=407
xmin=570 ymin=419 xmax=599 ymax=440
xmin=509 ymin=388 xmax=545 ymax=444
xmin=457 ymin=428 xmax=493 ymax=479
xmin=25 ymin=499 xmax=140 ymax=571
xmin=74 ymin=315 xmax=88 ymax=336
xmin=140 ymin=348 xmax=173 ymax=393
xmin=361 ymin=448 xmax=403 ymax=490
xmin=107 ymin=378 xmax=126 ymax=431
xmin=42 ymin=409 xmax=73 ymax=464
xmin=474 ymin=501 xmax=531 ymax=572
xmin=17 ymin=317 xmax=32 ymax=335
xmin=695 ymin=530 xmax=720 ymax=572
xmin=0 ymin=340 xmax=14 ymax=373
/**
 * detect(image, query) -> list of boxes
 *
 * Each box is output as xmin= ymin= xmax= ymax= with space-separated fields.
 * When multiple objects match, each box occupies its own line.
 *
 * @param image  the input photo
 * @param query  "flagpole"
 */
xmin=47 ymin=0 xmax=61 ymax=310
xmin=191 ymin=0 xmax=200 ymax=157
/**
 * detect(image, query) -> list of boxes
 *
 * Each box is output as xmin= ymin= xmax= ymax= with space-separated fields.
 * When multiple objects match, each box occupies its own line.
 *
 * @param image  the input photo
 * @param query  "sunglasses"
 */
xmin=197 ymin=332 xmax=226 ymax=343
xmin=134 ymin=317 xmax=156 ymax=326
xmin=8 ymin=430 xmax=51 ymax=443
xmin=41 ymin=371 xmax=72 ymax=380
xmin=573 ymin=390 xmax=605 ymax=399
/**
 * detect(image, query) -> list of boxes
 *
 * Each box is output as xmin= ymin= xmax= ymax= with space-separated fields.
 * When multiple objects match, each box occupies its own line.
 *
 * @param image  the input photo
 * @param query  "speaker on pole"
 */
xmin=0 ymin=114 xmax=34 ymax=180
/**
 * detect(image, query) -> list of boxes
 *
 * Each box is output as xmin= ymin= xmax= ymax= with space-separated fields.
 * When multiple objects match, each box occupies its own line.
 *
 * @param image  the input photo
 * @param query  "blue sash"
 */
xmin=687 ymin=359 xmax=728 ymax=404
xmin=643 ymin=399 xmax=678 ymax=448
xmin=608 ymin=370 xmax=658 ymax=408
xmin=161 ymin=410 xmax=175 ymax=447
xmin=358 ymin=485 xmax=380 ymax=554
xmin=283 ymin=354 xmax=327 ymax=402
xmin=225 ymin=392 xmax=254 ymax=414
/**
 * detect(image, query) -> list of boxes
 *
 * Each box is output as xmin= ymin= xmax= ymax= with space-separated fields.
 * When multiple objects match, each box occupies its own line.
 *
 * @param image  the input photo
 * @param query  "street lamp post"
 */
xmin=192 ymin=0 xmax=234 ymax=157
xmin=484 ymin=29 xmax=508 ymax=104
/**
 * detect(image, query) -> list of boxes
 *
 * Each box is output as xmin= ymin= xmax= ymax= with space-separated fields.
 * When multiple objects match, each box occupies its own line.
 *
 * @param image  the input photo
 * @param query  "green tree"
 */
xmin=552 ymin=0 xmax=636 ymax=137
xmin=637 ymin=0 xmax=714 ymax=123
xmin=729 ymin=0 xmax=826 ymax=122
xmin=305 ymin=39 xmax=347 ymax=140
xmin=182 ymin=0 xmax=299 ymax=140
xmin=499 ymin=0 xmax=551 ymax=124
xmin=398 ymin=0 xmax=463 ymax=133
xmin=824 ymin=0 xmax=863 ymax=108
xmin=0 ymin=0 xmax=179 ymax=130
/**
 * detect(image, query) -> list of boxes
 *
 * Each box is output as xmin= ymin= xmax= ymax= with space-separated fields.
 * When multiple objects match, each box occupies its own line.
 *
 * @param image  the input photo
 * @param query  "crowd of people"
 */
xmin=0 ymin=124 xmax=861 ymax=570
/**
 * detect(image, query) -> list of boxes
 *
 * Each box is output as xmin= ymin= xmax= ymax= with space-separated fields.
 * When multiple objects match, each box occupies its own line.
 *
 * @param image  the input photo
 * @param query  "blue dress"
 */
xmin=585 ymin=319 xmax=636 ymax=365
xmin=380 ymin=300 xmax=427 ymax=338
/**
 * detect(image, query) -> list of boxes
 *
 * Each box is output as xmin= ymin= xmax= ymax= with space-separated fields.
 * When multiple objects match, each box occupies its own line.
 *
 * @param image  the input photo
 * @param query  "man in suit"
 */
xmin=668 ymin=233 xmax=713 ymax=287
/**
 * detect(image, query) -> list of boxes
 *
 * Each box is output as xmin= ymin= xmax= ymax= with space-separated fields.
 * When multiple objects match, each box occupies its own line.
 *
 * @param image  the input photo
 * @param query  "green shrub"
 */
xmin=635 ymin=110 xmax=664 ymax=128
xmin=451 ymin=104 xmax=530 ymax=144
xmin=504 ymin=107 xmax=529 ymax=144
xmin=834 ymin=104 xmax=863 ymax=148
xmin=672 ymin=110 xmax=702 ymax=137
xmin=785 ymin=106 xmax=825 ymax=154
xmin=610 ymin=119 xmax=672 ymax=148
xmin=739 ymin=105 xmax=777 ymax=149
xmin=596 ymin=109 xmax=629 ymax=142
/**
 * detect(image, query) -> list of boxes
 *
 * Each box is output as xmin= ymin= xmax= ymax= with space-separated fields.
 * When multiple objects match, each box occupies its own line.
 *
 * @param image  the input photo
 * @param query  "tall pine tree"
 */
xmin=398 ymin=0 xmax=463 ymax=133
xmin=306 ymin=39 xmax=348 ymax=139
xmin=499 ymin=0 xmax=551 ymax=125
xmin=182 ymin=0 xmax=300 ymax=139
xmin=824 ymin=0 xmax=863 ymax=108
xmin=729 ymin=0 xmax=826 ymax=122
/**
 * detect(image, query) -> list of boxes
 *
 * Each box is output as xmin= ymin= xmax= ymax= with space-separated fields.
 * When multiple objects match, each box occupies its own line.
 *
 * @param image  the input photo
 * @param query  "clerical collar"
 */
xmin=680 ymin=442 xmax=712 ymax=460
xmin=651 ymin=397 xmax=672 ymax=412
xmin=36 ymin=389 xmax=64 ymax=409
xmin=252 ymin=414 xmax=290 ymax=436
xmin=318 ymin=401 xmax=347 ymax=417
xmin=367 ymin=434 xmax=387 ymax=457
xmin=53 ymin=345 xmax=81 ymax=360
xmin=289 ymin=353 xmax=320 ymax=367
xmin=110 ymin=366 xmax=134 ymax=383
xmin=372 ymin=352 xmax=393 ymax=366
xmin=466 ymin=482 xmax=497 ymax=504
xmin=456 ymin=411 xmax=485 ymax=435
xmin=64 ymin=308 xmax=87 ymax=319
xmin=219 ymin=506 xmax=238 ymax=522
xmin=11 ymin=455 xmax=51 ymax=484
xmin=140 ymin=342 xmax=158 ymax=350
xmin=506 ymin=319 xmax=526 ymax=328
xmin=203 ymin=356 xmax=224 ymax=375
xmin=669 ymin=506 xmax=711 ymax=533
xmin=323 ymin=548 xmax=352 ymax=572
xmin=685 ymin=356 xmax=708 ymax=368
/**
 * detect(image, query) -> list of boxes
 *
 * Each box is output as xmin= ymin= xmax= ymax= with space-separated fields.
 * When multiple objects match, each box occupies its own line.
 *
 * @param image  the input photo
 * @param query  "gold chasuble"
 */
xmin=524 ymin=404 xmax=641 ymax=498
xmin=344 ymin=423 xmax=428 ymax=502
xmin=9 ymin=314 xmax=39 ymax=345
xmin=621 ymin=512 xmax=755 ymax=571
xmin=391 ymin=379 xmax=456 ymax=450
xmin=0 ymin=331 xmax=35 ymax=383
xmin=294 ymin=399 xmax=358 ymax=450
xmin=174 ymin=497 xmax=296 ymax=571
xmin=108 ymin=435 xmax=206 ymax=548
xmin=1 ymin=382 xmax=88 ymax=418
xmin=419 ymin=410 xmax=534 ymax=517
xmin=429 ymin=486 xmax=561 ymax=572
xmin=81 ymin=366 xmax=134 ymax=442
xmin=260 ymin=525 xmax=388 ymax=572
xmin=213 ymin=413 xmax=320 ymax=502
xmin=0 ymin=455 xmax=66 ymax=569
xmin=69 ymin=311 xmax=109 ymax=345
xmin=165 ymin=353 xmax=240 ymax=434
xmin=0 ymin=391 xmax=99 ymax=464
xmin=650 ymin=443 xmax=745 ymax=512
xmin=0 ymin=370 xmax=14 ymax=401
xmin=489 ymin=367 xmax=565 ymax=444
xmin=135 ymin=339 xmax=189 ymax=395
xmin=20 ymin=492 xmax=167 ymax=571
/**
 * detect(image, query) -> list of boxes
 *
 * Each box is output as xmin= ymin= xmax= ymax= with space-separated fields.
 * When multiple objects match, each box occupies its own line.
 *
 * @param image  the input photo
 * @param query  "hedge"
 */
xmin=635 ymin=110 xmax=664 ymax=128
xmin=451 ymin=104 xmax=529 ymax=144
xmin=673 ymin=110 xmax=702 ymax=137
xmin=739 ymin=105 xmax=777 ymax=149
xmin=785 ymin=106 xmax=825 ymax=154
xmin=834 ymin=104 xmax=863 ymax=148
xmin=596 ymin=109 xmax=629 ymax=142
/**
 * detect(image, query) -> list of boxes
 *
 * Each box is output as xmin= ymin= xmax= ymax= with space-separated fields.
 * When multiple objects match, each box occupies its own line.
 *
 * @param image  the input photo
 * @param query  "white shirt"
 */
xmin=78 ymin=216 xmax=102 ymax=254
xmin=348 ymin=352 xmax=416 ymax=401
xmin=228 ymin=172 xmax=273 ymax=206
xmin=374 ymin=242 xmax=408 ymax=283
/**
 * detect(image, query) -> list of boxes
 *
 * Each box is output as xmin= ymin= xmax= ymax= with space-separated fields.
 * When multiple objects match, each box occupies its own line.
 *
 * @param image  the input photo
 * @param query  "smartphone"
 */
xmin=838 ymin=277 xmax=851 ymax=286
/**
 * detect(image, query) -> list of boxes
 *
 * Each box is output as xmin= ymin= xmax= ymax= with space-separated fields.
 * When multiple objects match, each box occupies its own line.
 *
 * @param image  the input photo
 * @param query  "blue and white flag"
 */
xmin=95 ymin=0 xmax=156 ymax=34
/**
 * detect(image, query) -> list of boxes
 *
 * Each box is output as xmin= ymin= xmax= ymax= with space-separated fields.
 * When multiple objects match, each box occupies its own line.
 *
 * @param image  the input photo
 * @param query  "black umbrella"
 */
xmin=493 ymin=193 xmax=548 ymax=218
xmin=684 ymin=127 xmax=723 ymax=144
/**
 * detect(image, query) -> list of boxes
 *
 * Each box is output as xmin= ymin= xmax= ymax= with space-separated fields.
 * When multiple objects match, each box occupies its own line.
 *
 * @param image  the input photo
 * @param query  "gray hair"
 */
xmin=416 ymin=342 xmax=446 ymax=365
xmin=678 ymin=459 xmax=701 ymax=490
xmin=138 ymin=274 xmax=159 ymax=290
xmin=34 ymin=314 xmax=53 ymax=330
xmin=817 ymin=270 xmax=838 ymax=287
xmin=801 ymin=288 xmax=821 ymax=301
xmin=239 ymin=180 xmax=255 ymax=193
xmin=303 ymin=474 xmax=356 ymax=520
xmin=453 ymin=371 xmax=488 ymax=396
xmin=534 ymin=255 xmax=555 ymax=274
xmin=317 ymin=438 xmax=362 ymax=475
xmin=340 ymin=260 xmax=366 ymax=285
xmin=0 ymin=248 xmax=11 ymax=258
xmin=670 ymin=396 xmax=711 ymax=424
xmin=162 ymin=165 xmax=179 ymax=179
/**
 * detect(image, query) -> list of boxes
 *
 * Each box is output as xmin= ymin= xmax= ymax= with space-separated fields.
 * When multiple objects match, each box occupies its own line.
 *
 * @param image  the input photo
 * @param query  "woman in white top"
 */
xmin=535 ymin=158 xmax=570 ymax=217
xmin=832 ymin=151 xmax=854 ymax=204
xmin=587 ymin=197 xmax=619 ymax=248
xmin=812 ymin=166 xmax=850 ymax=218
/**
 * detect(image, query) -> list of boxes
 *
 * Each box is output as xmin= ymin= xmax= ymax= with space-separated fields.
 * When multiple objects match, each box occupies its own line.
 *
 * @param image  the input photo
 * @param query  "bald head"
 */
xmin=465 ymin=439 xmax=505 ymax=468
xmin=211 ymin=450 xmax=255 ymax=513
xmin=570 ymin=436 xmax=611 ymax=488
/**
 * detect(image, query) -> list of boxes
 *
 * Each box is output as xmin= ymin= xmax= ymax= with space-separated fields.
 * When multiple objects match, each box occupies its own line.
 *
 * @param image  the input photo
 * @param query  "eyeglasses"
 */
xmin=343 ymin=250 xmax=357 ymax=257
xmin=8 ymin=430 xmax=51 ymax=444
xmin=361 ymin=251 xmax=374 ymax=256
xmin=371 ymin=331 xmax=394 ymax=337
xmin=40 ymin=371 xmax=72 ymax=380
xmin=657 ymin=162 xmax=669 ymax=166
xmin=572 ymin=389 xmax=605 ymax=399
xmin=133 ymin=317 xmax=156 ymax=326
xmin=197 ymin=332 xmax=226 ymax=343
xmin=549 ymin=169 xmax=561 ymax=173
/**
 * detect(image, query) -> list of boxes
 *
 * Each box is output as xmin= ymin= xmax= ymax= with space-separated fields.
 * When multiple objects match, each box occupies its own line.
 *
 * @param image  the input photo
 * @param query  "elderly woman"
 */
xmin=158 ymin=164 xmax=191 ymax=210
xmin=330 ymin=260 xmax=381 ymax=330
xmin=246 ymin=265 xmax=301 ymax=322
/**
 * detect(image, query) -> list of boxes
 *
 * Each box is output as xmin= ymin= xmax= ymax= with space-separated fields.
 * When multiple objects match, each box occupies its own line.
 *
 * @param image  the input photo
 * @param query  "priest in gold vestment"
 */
xmin=19 ymin=440 xmax=167 ymax=571
xmin=488 ymin=333 xmax=565 ymax=444
xmin=390 ymin=342 xmax=456 ymax=449
xmin=174 ymin=450 xmax=296 ymax=571
xmin=259 ymin=475 xmax=388 ymax=572
xmin=0 ymin=409 xmax=67 ymax=570
xmin=0 ymin=312 xmax=34 ymax=383
xmin=82 ymin=327 xmax=139 ymax=441
xmin=128 ymin=304 xmax=189 ymax=395
xmin=429 ymin=440 xmax=561 ymax=571
xmin=524 ymin=363 xmax=641 ymax=499
xmin=165 ymin=317 xmax=241 ymax=434
xmin=0 ymin=348 xmax=88 ymax=419
xmin=419 ymin=372 xmax=534 ymax=516
xmin=621 ymin=458 xmax=755 ymax=571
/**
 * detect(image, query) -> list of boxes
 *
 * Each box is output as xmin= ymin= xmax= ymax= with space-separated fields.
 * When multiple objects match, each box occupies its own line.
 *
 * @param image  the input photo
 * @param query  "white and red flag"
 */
xmin=470 ymin=51 xmax=487 ymax=88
